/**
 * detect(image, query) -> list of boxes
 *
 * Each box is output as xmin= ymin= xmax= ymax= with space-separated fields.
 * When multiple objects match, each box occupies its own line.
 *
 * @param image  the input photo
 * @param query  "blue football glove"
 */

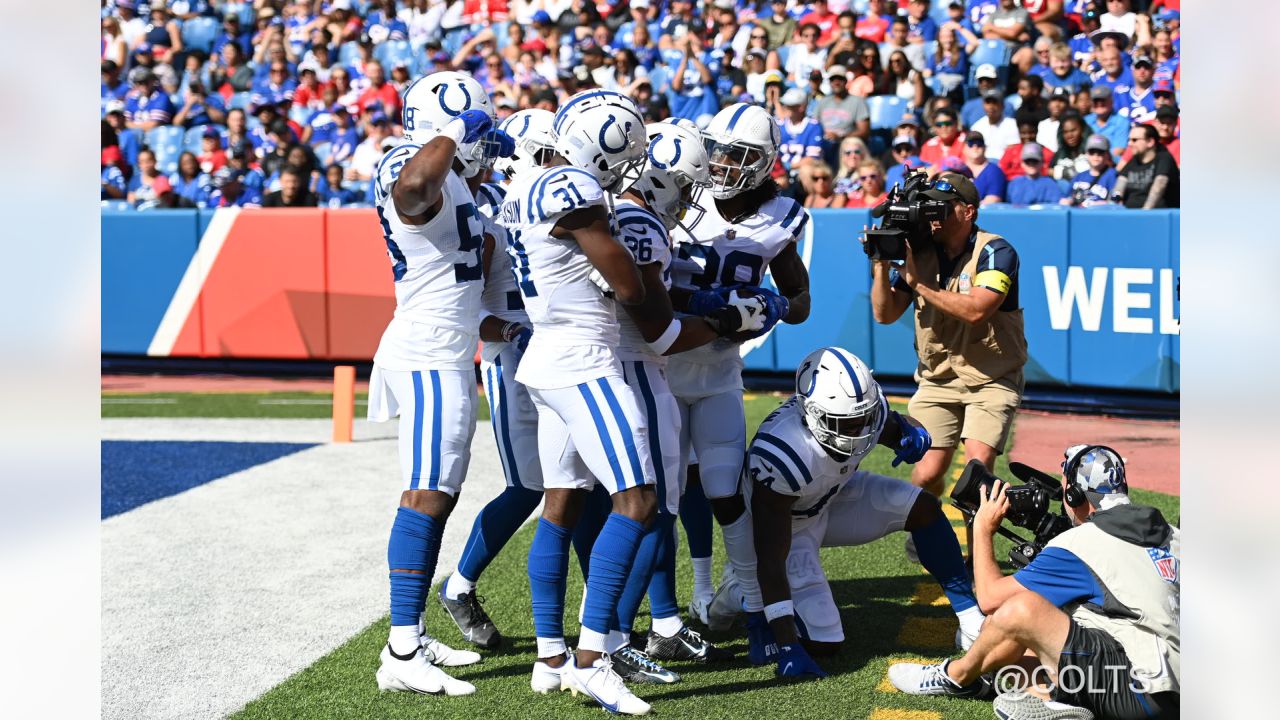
xmin=891 ymin=412 xmax=932 ymax=467
xmin=777 ymin=643 xmax=828 ymax=679
xmin=489 ymin=128 xmax=516 ymax=159
xmin=455 ymin=109 xmax=495 ymax=144
xmin=513 ymin=327 xmax=532 ymax=354
xmin=745 ymin=611 xmax=779 ymax=666
xmin=686 ymin=286 xmax=737 ymax=316
xmin=739 ymin=286 xmax=790 ymax=337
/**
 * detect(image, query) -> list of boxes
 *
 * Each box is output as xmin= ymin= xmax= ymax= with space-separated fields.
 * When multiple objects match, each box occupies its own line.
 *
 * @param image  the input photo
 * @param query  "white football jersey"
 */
xmin=372 ymin=141 xmax=485 ymax=369
xmin=613 ymin=198 xmax=672 ymax=364
xmin=671 ymin=194 xmax=807 ymax=356
xmin=499 ymin=165 xmax=619 ymax=390
xmin=743 ymin=395 xmax=888 ymax=528
xmin=475 ymin=181 xmax=506 ymax=219
xmin=477 ymin=184 xmax=530 ymax=362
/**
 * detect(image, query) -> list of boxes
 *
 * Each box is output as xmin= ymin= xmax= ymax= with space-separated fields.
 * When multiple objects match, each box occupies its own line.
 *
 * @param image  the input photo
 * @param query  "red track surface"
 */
xmin=103 ymin=375 xmax=1179 ymax=496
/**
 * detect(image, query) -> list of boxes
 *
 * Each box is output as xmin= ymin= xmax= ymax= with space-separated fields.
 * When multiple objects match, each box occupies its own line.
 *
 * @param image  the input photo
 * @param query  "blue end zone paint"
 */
xmin=102 ymin=440 xmax=317 ymax=519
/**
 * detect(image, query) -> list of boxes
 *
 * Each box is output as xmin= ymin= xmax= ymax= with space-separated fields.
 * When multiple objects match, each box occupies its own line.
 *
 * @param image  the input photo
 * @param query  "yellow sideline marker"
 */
xmin=910 ymin=582 xmax=951 ymax=608
xmin=868 ymin=707 xmax=943 ymax=719
xmin=896 ymin=617 xmax=958 ymax=649
xmin=332 ymin=365 xmax=355 ymax=443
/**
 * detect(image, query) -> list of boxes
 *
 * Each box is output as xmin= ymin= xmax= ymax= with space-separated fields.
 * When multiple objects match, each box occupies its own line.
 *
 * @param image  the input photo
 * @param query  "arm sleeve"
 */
xmin=1013 ymin=547 xmax=1106 ymax=608
xmin=973 ymin=238 xmax=1019 ymax=295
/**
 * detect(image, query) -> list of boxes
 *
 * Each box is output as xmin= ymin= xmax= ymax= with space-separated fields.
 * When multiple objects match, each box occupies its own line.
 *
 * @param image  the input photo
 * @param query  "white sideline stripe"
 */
xmin=102 ymin=417 xmax=515 ymax=720
xmin=146 ymin=208 xmax=239 ymax=356
xmin=101 ymin=398 xmax=178 ymax=405
xmin=258 ymin=398 xmax=369 ymax=406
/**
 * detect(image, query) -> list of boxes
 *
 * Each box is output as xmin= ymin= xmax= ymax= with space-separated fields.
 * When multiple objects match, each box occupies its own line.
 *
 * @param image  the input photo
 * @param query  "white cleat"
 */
xmin=422 ymin=635 xmax=483 ymax=667
xmin=531 ymin=651 xmax=571 ymax=694
xmin=377 ymin=644 xmax=476 ymax=696
xmin=706 ymin=572 xmax=744 ymax=633
xmin=687 ymin=590 xmax=714 ymax=627
xmin=567 ymin=655 xmax=651 ymax=715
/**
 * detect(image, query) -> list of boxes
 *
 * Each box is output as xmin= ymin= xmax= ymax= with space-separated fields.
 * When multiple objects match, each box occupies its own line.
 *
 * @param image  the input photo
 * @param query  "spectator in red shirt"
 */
xmin=198 ymin=127 xmax=228 ymax=174
xmin=855 ymin=0 xmax=892 ymax=43
xmin=356 ymin=60 xmax=400 ymax=117
xmin=292 ymin=68 xmax=324 ymax=110
xmin=1000 ymin=111 xmax=1055 ymax=179
xmin=919 ymin=107 xmax=964 ymax=168
xmin=846 ymin=160 xmax=889 ymax=208
xmin=801 ymin=0 xmax=840 ymax=47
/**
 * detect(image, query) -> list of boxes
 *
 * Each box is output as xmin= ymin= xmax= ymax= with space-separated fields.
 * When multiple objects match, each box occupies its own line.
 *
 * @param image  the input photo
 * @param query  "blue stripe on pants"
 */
xmin=410 ymin=371 xmax=425 ymax=489
xmin=597 ymin=377 xmax=646 ymax=491
xmin=578 ymin=383 xmax=628 ymax=491
xmin=632 ymin=362 xmax=666 ymax=510
xmin=493 ymin=356 xmax=522 ymax=488
xmin=427 ymin=370 xmax=443 ymax=490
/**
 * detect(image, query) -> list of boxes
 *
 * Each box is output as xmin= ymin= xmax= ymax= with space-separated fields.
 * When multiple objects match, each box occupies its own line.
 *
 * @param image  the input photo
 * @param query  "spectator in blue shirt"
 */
xmin=102 ymin=163 xmax=128 ymax=201
xmin=961 ymin=64 xmax=1016 ymax=128
xmin=206 ymin=166 xmax=262 ymax=208
xmin=365 ymin=0 xmax=409 ymax=44
xmin=124 ymin=67 xmax=176 ymax=132
xmin=1089 ymin=44 xmax=1133 ymax=99
xmin=104 ymin=100 xmax=142 ymax=169
xmin=173 ymin=82 xmax=227 ymax=128
xmin=666 ymin=31 xmax=720 ymax=124
xmin=1041 ymin=41 xmax=1090 ymax=94
xmin=212 ymin=13 xmax=253 ymax=58
xmin=1064 ymin=135 xmax=1118 ymax=207
xmin=303 ymin=88 xmax=342 ymax=146
xmin=328 ymin=108 xmax=360 ymax=166
xmin=777 ymin=88 xmax=824 ymax=171
xmin=617 ymin=0 xmax=663 ymax=48
xmin=1084 ymin=85 xmax=1130 ymax=163
xmin=316 ymin=164 xmax=362 ymax=207
xmin=101 ymin=60 xmax=129 ymax=108
xmin=961 ymin=131 xmax=1008 ymax=205
xmin=171 ymin=151 xmax=212 ymax=207
xmin=906 ymin=0 xmax=939 ymax=42
xmin=1006 ymin=143 xmax=1064 ymax=205
xmin=885 ymin=133 xmax=927 ymax=189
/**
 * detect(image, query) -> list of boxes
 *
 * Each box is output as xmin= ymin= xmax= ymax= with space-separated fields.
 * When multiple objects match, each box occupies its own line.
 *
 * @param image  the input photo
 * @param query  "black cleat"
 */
xmin=646 ymin=626 xmax=734 ymax=663
xmin=611 ymin=645 xmax=680 ymax=684
xmin=437 ymin=586 xmax=502 ymax=650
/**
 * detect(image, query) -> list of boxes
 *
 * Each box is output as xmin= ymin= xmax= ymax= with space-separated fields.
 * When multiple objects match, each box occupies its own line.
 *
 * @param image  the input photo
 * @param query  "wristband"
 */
xmin=647 ymin=318 xmax=682 ymax=355
xmin=763 ymin=600 xmax=795 ymax=623
xmin=440 ymin=117 xmax=468 ymax=145
xmin=500 ymin=321 xmax=522 ymax=343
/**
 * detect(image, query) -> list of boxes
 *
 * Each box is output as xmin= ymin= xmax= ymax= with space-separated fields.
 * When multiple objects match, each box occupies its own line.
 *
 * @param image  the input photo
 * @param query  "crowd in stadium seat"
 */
xmin=101 ymin=0 xmax=1180 ymax=211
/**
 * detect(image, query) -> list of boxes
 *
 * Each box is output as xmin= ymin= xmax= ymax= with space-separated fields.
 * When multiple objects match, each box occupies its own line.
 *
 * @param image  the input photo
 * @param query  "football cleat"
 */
xmin=438 ymin=587 xmax=502 ymax=650
xmin=706 ymin=572 xmax=745 ymax=632
xmin=531 ymin=651 xmax=571 ymax=694
xmin=611 ymin=645 xmax=680 ymax=684
xmin=376 ymin=643 xmax=476 ymax=696
xmin=566 ymin=655 xmax=652 ymax=715
xmin=422 ymin=635 xmax=482 ymax=667
xmin=646 ymin=626 xmax=734 ymax=663
xmin=887 ymin=659 xmax=991 ymax=698
xmin=687 ymin=590 xmax=714 ymax=626
xmin=994 ymin=693 xmax=1095 ymax=720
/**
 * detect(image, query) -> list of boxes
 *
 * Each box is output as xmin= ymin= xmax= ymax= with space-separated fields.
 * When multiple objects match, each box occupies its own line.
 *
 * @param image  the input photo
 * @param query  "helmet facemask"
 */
xmin=801 ymin=395 xmax=882 ymax=458
xmin=704 ymin=137 xmax=768 ymax=199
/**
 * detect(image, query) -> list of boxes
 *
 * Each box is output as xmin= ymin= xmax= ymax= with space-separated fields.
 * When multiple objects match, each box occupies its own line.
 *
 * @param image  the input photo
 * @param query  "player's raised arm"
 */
xmin=393 ymin=109 xmax=494 ymax=221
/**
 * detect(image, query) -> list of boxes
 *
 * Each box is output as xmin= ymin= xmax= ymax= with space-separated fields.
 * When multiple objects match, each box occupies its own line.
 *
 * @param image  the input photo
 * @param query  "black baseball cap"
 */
xmin=923 ymin=172 xmax=979 ymax=206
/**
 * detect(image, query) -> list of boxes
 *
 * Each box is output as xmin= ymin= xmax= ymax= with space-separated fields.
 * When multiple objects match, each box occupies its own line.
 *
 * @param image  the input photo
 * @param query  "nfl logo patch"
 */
xmin=958 ymin=272 xmax=972 ymax=292
xmin=1147 ymin=547 xmax=1179 ymax=584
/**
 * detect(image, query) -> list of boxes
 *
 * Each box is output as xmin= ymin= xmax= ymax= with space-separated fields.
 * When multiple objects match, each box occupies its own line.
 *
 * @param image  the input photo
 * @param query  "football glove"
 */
xmin=454 ymin=109 xmax=495 ymax=144
xmin=746 ymin=611 xmax=779 ymax=666
xmin=686 ymin=286 xmax=738 ymax=316
xmin=891 ymin=412 xmax=932 ymax=467
xmin=705 ymin=290 xmax=767 ymax=337
xmin=737 ymin=286 xmax=790 ymax=337
xmin=489 ymin=128 xmax=516 ymax=159
xmin=512 ymin=327 xmax=532 ymax=354
xmin=777 ymin=643 xmax=828 ymax=679
xmin=587 ymin=266 xmax=614 ymax=297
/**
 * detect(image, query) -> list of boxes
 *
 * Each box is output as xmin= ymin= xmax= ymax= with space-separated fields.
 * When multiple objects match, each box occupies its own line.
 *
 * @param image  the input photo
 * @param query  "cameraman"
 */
xmin=890 ymin=445 xmax=1181 ymax=720
xmin=869 ymin=172 xmax=1027 ymax=509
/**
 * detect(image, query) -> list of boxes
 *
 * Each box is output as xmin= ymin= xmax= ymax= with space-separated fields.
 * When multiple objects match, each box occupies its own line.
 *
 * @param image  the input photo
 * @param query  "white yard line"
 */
xmin=102 ymin=418 xmax=511 ymax=720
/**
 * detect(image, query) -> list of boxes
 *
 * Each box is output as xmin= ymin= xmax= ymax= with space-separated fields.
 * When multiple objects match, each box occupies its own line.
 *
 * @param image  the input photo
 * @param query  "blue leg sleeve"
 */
xmin=581 ymin=513 xmax=645 ymax=635
xmin=457 ymin=486 xmax=543 ymax=582
xmin=387 ymin=507 xmax=442 ymax=627
xmin=680 ymin=473 xmax=713 ymax=560
xmin=646 ymin=513 xmax=680 ymax=620
xmin=528 ymin=517 xmax=573 ymax=640
xmin=572 ymin=485 xmax=610 ymax=578
xmin=615 ymin=513 xmax=670 ymax=634
xmin=912 ymin=512 xmax=978 ymax=613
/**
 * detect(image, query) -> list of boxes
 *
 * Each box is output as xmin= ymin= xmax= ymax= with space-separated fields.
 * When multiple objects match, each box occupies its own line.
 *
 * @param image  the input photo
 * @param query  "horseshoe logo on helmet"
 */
xmin=598 ymin=114 xmax=632 ymax=154
xmin=648 ymin=134 xmax=684 ymax=170
xmin=435 ymin=81 xmax=472 ymax=117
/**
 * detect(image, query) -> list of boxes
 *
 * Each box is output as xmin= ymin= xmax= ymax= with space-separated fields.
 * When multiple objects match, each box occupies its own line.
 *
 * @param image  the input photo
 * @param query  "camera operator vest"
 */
xmin=1046 ymin=504 xmax=1181 ymax=695
xmin=912 ymin=229 xmax=1028 ymax=387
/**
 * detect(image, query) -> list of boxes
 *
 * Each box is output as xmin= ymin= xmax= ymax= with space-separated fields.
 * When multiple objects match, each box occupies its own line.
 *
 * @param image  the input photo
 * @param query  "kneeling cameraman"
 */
xmin=889 ymin=445 xmax=1180 ymax=720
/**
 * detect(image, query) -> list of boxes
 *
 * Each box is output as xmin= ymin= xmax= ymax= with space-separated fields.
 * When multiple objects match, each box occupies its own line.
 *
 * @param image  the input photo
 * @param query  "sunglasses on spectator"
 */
xmin=965 ymin=139 xmax=984 ymax=147
xmin=934 ymin=120 xmax=955 ymax=127
xmin=859 ymin=174 xmax=881 ymax=181
xmin=843 ymin=148 xmax=864 ymax=155
xmin=751 ymin=34 xmax=767 ymax=39
xmin=1086 ymin=149 xmax=1107 ymax=156
xmin=813 ymin=175 xmax=833 ymax=181
xmin=1022 ymin=158 xmax=1041 ymax=165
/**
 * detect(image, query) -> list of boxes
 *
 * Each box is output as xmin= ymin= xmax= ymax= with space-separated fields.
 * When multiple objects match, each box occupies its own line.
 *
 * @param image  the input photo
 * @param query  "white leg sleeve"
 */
xmin=721 ymin=511 xmax=763 ymax=612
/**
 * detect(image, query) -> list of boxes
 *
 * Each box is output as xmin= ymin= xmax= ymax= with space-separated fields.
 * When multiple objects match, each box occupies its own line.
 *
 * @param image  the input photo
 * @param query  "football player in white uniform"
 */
xmin=597 ymin=121 xmax=743 ymax=683
xmin=499 ymin=90 xmax=763 ymax=715
xmin=666 ymin=103 xmax=812 ymax=625
xmin=740 ymin=348 xmax=985 ymax=678
xmin=438 ymin=109 xmax=555 ymax=650
xmin=366 ymin=71 xmax=515 ymax=697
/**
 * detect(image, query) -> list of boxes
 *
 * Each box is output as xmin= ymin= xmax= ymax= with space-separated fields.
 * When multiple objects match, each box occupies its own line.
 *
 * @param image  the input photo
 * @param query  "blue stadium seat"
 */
xmin=646 ymin=65 xmax=671 ymax=94
xmin=101 ymin=200 xmax=134 ymax=212
xmin=184 ymin=125 xmax=209 ymax=153
xmin=929 ymin=1 xmax=952 ymax=26
xmin=374 ymin=40 xmax=415 ymax=69
xmin=867 ymin=95 xmax=909 ymax=130
xmin=970 ymin=39 xmax=1012 ymax=69
xmin=775 ymin=43 xmax=791 ymax=70
xmin=146 ymin=126 xmax=185 ymax=175
xmin=313 ymin=143 xmax=333 ymax=166
xmin=182 ymin=17 xmax=219 ymax=54
xmin=289 ymin=104 xmax=309 ymax=125
xmin=224 ymin=2 xmax=255 ymax=27
xmin=338 ymin=41 xmax=363 ymax=67
xmin=923 ymin=40 xmax=938 ymax=61
xmin=228 ymin=91 xmax=253 ymax=110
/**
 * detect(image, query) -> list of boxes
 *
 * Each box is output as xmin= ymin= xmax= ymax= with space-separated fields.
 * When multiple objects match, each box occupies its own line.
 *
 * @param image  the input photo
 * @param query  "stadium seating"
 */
xmin=224 ymin=2 xmax=256 ymax=27
xmin=146 ymin=126 xmax=186 ymax=175
xmin=374 ymin=40 xmax=415 ymax=70
xmin=312 ymin=143 xmax=333 ymax=166
xmin=338 ymin=41 xmax=363 ymax=67
xmin=228 ymin=92 xmax=253 ymax=111
xmin=182 ymin=17 xmax=220 ymax=54
xmin=969 ymin=39 xmax=1012 ymax=70
xmin=867 ymin=95 xmax=909 ymax=130
xmin=183 ymin=125 xmax=213 ymax=153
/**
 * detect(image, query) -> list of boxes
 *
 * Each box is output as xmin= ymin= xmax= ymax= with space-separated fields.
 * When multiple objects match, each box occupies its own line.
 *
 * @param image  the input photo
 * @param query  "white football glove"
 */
xmin=706 ymin=289 xmax=767 ymax=336
xmin=587 ymin=266 xmax=614 ymax=297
